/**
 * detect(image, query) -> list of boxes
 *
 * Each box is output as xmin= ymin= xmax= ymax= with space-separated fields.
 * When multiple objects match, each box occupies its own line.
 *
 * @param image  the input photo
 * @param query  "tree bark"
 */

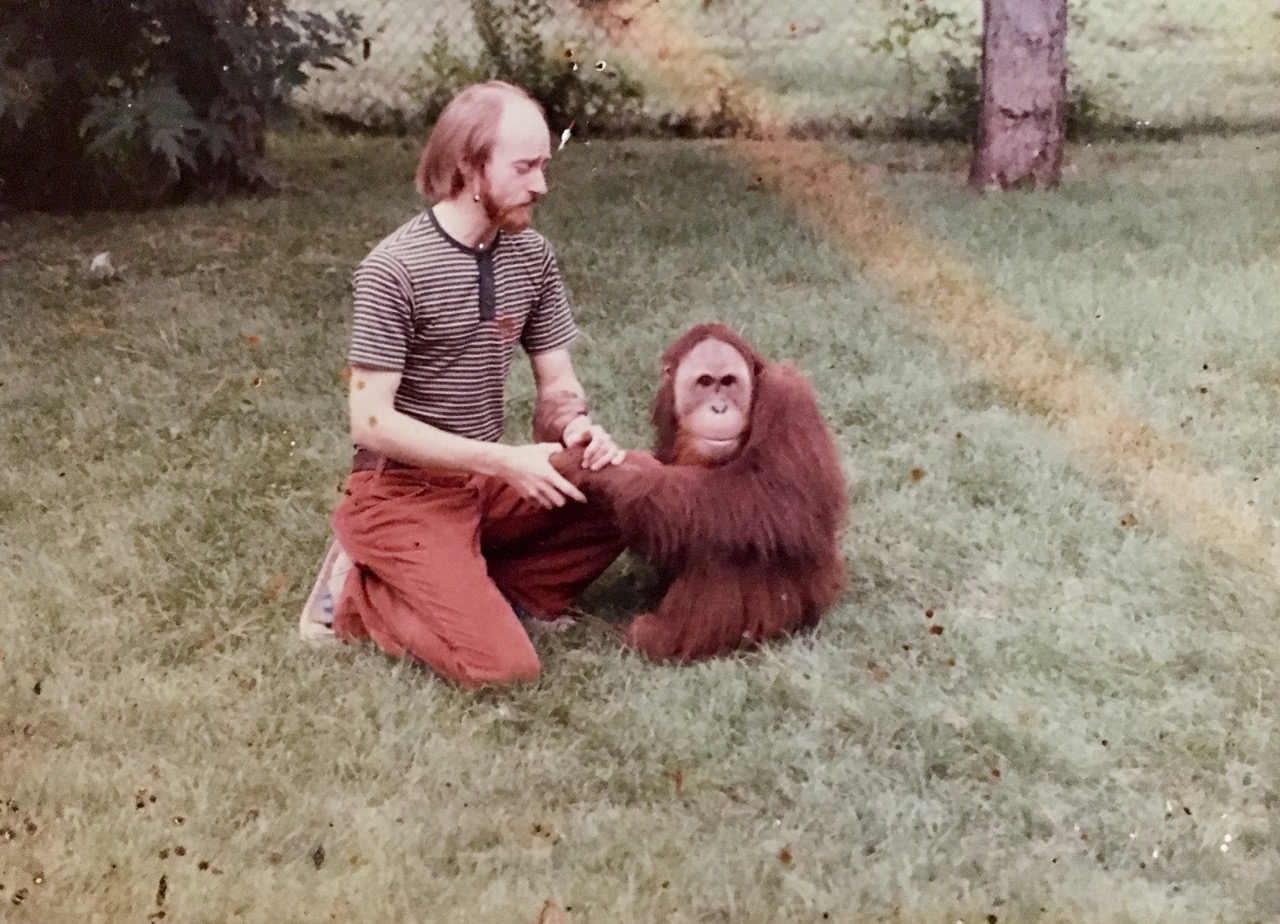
xmin=969 ymin=0 xmax=1068 ymax=191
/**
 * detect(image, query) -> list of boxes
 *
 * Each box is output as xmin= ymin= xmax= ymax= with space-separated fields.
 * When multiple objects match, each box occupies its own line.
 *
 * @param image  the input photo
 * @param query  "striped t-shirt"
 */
xmin=348 ymin=208 xmax=579 ymax=442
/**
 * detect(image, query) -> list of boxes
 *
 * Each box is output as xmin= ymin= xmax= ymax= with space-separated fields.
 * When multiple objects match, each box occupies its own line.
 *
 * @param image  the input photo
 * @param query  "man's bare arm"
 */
xmin=348 ymin=366 xmax=585 ymax=508
xmin=529 ymin=349 xmax=625 ymax=471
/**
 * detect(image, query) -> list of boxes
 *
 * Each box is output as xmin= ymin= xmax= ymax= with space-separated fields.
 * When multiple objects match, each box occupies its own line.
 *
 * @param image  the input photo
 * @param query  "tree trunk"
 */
xmin=969 ymin=0 xmax=1068 ymax=191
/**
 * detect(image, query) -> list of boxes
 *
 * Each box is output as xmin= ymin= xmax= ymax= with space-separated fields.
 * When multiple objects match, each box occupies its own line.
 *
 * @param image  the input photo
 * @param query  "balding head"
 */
xmin=415 ymin=81 xmax=547 ymax=203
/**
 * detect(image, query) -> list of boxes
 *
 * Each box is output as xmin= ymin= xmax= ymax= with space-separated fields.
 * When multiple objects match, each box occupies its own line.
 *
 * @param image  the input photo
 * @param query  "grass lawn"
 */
xmin=3 ymin=130 xmax=1280 ymax=923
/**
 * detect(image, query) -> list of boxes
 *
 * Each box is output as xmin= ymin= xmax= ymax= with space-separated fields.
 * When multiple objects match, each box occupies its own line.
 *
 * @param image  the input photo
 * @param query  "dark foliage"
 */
xmin=0 ymin=0 xmax=360 ymax=210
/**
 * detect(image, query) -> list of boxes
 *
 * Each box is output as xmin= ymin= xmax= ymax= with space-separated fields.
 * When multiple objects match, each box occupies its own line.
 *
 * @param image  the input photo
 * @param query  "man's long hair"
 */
xmin=415 ymin=81 xmax=543 ymax=203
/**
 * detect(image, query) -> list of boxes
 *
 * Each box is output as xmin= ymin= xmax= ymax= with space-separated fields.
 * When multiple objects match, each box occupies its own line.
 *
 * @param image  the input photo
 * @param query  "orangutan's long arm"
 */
xmin=551 ymin=448 xmax=719 ymax=566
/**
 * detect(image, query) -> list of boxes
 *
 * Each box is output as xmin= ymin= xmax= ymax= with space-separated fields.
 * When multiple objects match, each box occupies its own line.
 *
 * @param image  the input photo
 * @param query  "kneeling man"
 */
xmin=302 ymin=81 xmax=624 ymax=688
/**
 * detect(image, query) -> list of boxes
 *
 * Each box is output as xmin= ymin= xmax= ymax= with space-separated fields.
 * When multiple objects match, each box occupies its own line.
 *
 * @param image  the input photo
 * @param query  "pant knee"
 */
xmin=454 ymin=647 xmax=541 ymax=688
xmin=499 ymin=650 xmax=542 ymax=685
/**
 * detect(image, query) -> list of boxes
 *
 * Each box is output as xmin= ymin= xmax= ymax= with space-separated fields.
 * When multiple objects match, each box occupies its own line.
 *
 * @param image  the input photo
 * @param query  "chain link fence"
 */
xmin=291 ymin=0 xmax=1280 ymax=135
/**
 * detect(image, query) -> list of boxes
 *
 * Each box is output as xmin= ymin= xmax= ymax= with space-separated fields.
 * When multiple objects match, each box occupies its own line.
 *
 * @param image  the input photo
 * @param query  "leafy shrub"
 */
xmin=869 ymin=0 xmax=969 ymax=117
xmin=0 ymin=0 xmax=360 ymax=211
xmin=413 ymin=0 xmax=645 ymax=136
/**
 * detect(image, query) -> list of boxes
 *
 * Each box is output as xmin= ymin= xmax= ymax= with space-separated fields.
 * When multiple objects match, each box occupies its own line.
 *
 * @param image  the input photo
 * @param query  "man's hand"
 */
xmin=495 ymin=443 xmax=588 ymax=509
xmin=561 ymin=416 xmax=626 ymax=471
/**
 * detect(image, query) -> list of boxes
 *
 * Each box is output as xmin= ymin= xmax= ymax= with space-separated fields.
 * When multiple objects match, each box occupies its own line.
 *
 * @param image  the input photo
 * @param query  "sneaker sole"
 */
xmin=299 ymin=539 xmax=345 ymax=643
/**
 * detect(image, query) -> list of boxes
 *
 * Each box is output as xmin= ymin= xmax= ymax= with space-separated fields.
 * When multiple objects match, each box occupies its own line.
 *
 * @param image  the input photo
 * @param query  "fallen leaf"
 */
xmin=262 ymin=573 xmax=291 ymax=601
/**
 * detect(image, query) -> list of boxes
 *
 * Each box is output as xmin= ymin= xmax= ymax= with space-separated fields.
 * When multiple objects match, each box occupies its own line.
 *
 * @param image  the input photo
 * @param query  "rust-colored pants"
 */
xmin=331 ymin=465 xmax=623 ymax=688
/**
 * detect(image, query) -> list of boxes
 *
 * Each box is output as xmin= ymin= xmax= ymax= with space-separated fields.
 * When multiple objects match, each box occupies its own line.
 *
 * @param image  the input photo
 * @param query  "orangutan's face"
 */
xmin=671 ymin=338 xmax=754 ymax=464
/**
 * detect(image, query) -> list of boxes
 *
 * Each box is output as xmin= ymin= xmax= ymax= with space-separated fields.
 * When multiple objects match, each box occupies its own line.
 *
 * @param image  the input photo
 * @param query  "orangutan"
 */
xmin=554 ymin=323 xmax=848 ymax=662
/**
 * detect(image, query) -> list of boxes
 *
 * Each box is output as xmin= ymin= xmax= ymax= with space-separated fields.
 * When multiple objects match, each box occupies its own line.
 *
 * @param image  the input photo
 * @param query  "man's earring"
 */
xmin=472 ymin=192 xmax=481 ymax=202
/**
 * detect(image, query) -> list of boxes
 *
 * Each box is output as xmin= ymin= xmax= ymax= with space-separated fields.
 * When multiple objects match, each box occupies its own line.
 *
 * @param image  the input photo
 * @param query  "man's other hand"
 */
xmin=561 ymin=418 xmax=626 ymax=471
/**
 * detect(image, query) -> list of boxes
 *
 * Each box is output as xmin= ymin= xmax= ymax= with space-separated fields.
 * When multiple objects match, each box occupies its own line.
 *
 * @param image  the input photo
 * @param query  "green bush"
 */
xmin=413 ymin=0 xmax=645 ymax=136
xmin=0 ymin=0 xmax=360 ymax=211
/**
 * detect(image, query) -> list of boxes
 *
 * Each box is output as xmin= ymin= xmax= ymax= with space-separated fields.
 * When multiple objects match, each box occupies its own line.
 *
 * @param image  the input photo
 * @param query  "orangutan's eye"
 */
xmin=696 ymin=374 xmax=714 ymax=387
xmin=720 ymin=375 xmax=736 ymax=388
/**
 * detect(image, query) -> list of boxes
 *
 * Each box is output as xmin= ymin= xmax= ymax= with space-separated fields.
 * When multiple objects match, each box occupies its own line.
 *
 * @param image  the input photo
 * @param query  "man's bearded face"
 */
xmin=479 ymin=172 xmax=536 ymax=233
xmin=475 ymin=99 xmax=550 ymax=234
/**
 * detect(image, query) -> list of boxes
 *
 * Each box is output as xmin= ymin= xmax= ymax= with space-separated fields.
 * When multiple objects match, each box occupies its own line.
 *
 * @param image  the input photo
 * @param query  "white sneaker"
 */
xmin=298 ymin=539 xmax=354 ymax=643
